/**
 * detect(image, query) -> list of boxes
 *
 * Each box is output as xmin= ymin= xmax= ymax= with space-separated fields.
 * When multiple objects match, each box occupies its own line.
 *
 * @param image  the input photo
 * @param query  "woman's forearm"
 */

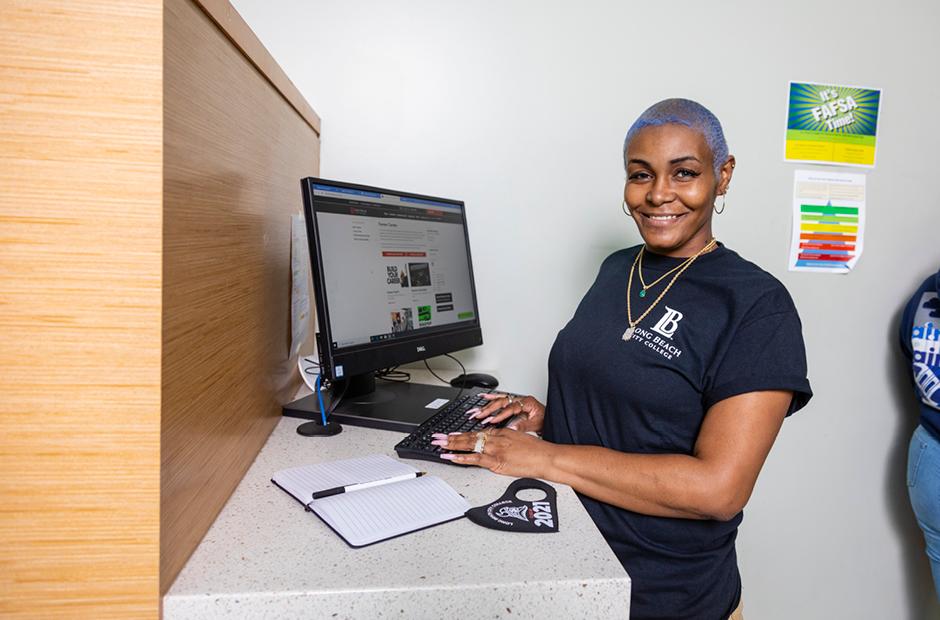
xmin=544 ymin=443 xmax=740 ymax=521
xmin=540 ymin=392 xmax=790 ymax=521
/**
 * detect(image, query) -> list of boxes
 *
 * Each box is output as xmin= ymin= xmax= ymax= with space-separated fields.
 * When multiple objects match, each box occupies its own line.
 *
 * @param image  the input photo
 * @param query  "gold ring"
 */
xmin=473 ymin=432 xmax=486 ymax=454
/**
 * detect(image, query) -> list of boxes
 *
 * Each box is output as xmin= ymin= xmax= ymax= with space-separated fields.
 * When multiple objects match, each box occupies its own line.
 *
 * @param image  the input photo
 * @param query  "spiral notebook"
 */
xmin=271 ymin=454 xmax=470 ymax=547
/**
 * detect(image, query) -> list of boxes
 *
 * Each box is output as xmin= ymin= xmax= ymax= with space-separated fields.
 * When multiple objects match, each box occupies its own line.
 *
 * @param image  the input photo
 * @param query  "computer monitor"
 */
xmin=285 ymin=177 xmax=484 ymax=431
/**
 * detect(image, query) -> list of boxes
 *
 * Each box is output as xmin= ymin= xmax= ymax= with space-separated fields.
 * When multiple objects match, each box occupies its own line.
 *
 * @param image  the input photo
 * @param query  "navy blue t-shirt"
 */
xmin=899 ymin=268 xmax=940 ymax=441
xmin=543 ymin=244 xmax=812 ymax=620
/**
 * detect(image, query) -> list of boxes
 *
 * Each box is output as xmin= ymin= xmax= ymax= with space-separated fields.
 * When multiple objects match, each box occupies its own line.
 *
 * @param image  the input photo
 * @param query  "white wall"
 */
xmin=231 ymin=1 xmax=940 ymax=617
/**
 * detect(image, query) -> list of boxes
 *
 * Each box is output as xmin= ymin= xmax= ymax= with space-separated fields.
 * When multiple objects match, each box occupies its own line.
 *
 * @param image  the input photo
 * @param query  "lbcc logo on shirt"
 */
xmin=651 ymin=306 xmax=684 ymax=339
xmin=627 ymin=306 xmax=685 ymax=360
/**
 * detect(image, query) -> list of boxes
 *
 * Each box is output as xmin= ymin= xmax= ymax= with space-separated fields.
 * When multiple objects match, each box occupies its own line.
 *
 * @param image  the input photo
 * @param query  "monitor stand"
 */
xmin=282 ymin=373 xmax=468 ymax=433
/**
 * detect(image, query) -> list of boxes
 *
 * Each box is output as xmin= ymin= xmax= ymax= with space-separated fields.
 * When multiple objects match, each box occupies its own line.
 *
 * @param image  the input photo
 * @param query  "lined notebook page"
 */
xmin=313 ymin=476 xmax=470 ymax=546
xmin=273 ymin=454 xmax=418 ymax=503
xmin=272 ymin=454 xmax=470 ymax=547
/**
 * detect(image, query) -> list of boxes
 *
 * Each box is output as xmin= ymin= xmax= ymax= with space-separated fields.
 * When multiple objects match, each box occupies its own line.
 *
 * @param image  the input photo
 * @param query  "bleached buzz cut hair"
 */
xmin=623 ymin=98 xmax=729 ymax=175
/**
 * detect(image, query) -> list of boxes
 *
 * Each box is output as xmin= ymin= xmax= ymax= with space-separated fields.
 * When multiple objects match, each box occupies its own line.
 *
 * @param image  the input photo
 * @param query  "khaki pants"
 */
xmin=728 ymin=596 xmax=744 ymax=620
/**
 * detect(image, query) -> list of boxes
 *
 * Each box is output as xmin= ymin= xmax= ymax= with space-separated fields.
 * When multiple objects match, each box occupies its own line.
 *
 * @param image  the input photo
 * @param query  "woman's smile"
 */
xmin=640 ymin=212 xmax=688 ymax=224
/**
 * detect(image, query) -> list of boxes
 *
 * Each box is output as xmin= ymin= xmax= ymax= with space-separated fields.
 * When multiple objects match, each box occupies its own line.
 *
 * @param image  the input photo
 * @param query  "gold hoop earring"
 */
xmin=714 ymin=194 xmax=726 ymax=215
xmin=622 ymin=200 xmax=634 ymax=218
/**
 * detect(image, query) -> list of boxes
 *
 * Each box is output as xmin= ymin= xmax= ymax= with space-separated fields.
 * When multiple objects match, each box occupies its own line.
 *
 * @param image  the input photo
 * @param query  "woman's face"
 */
xmin=623 ymin=124 xmax=733 ymax=257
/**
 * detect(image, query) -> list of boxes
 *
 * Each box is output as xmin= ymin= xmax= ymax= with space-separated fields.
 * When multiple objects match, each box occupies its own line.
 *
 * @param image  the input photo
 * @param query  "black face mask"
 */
xmin=465 ymin=478 xmax=559 ymax=533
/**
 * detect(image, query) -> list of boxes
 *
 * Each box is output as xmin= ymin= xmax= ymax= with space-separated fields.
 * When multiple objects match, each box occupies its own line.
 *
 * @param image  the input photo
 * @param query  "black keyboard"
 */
xmin=394 ymin=391 xmax=508 ymax=465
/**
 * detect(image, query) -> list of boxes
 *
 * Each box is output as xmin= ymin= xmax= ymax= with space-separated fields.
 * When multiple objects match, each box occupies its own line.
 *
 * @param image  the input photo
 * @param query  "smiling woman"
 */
xmin=623 ymin=99 xmax=735 ymax=257
xmin=435 ymin=98 xmax=814 ymax=619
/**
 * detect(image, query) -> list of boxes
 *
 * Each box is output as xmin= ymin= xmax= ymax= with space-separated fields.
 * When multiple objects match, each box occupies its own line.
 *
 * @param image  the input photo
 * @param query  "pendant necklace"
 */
xmin=637 ymin=249 xmax=688 ymax=298
xmin=623 ymin=238 xmax=717 ymax=341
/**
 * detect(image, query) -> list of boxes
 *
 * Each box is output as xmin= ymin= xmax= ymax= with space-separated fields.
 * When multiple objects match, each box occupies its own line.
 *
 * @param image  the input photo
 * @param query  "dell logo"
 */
xmin=416 ymin=346 xmax=426 ymax=352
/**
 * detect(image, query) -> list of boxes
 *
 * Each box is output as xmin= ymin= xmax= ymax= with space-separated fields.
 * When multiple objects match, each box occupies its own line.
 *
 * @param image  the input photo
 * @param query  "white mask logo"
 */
xmin=651 ymin=306 xmax=683 ymax=339
xmin=495 ymin=505 xmax=530 ymax=522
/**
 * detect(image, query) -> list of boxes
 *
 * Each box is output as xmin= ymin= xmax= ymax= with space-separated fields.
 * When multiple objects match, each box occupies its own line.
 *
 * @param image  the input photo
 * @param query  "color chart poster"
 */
xmin=788 ymin=169 xmax=866 ymax=273
xmin=784 ymin=82 xmax=882 ymax=167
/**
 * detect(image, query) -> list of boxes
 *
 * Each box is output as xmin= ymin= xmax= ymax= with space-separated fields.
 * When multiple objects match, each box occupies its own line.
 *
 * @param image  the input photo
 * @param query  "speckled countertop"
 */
xmin=163 ymin=417 xmax=631 ymax=619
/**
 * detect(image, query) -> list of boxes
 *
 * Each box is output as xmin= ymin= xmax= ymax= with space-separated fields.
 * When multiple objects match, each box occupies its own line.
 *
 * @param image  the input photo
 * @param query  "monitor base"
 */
xmin=282 ymin=380 xmax=470 ymax=433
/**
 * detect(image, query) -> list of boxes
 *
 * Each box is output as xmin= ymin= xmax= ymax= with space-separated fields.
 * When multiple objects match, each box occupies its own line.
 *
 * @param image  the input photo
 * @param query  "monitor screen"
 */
xmin=301 ymin=178 xmax=483 ymax=382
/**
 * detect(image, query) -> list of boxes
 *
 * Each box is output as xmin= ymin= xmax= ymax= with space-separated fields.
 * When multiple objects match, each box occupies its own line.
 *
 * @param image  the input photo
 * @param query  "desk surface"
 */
xmin=163 ymin=412 xmax=631 ymax=619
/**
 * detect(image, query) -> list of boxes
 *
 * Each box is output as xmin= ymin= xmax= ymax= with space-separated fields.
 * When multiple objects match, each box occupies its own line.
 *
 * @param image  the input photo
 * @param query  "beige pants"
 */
xmin=728 ymin=596 xmax=744 ymax=620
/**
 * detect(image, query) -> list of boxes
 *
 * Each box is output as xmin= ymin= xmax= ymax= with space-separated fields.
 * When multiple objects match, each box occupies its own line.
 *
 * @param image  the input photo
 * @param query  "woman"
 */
xmin=433 ymin=98 xmax=812 ymax=619
xmin=901 ymin=267 xmax=940 ymax=599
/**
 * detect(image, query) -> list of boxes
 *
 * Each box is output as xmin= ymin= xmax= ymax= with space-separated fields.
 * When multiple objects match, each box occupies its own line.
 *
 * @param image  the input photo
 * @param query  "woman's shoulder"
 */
xmin=711 ymin=245 xmax=782 ymax=283
xmin=597 ymin=245 xmax=642 ymax=271
xmin=606 ymin=245 xmax=643 ymax=260
xmin=711 ymin=246 xmax=799 ymax=315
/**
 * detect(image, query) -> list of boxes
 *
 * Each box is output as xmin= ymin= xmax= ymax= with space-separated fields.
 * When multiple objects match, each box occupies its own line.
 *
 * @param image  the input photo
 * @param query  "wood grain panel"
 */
xmin=161 ymin=0 xmax=319 ymax=593
xmin=0 ymin=1 xmax=163 ymax=618
xmin=194 ymin=0 xmax=321 ymax=136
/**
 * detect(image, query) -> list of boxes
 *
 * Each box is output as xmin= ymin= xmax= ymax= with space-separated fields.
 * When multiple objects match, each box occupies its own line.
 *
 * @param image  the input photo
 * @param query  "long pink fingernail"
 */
xmin=481 ymin=416 xmax=494 ymax=425
xmin=448 ymin=432 xmax=461 ymax=436
xmin=430 ymin=440 xmax=448 ymax=447
xmin=431 ymin=433 xmax=448 ymax=439
xmin=439 ymin=453 xmax=457 ymax=460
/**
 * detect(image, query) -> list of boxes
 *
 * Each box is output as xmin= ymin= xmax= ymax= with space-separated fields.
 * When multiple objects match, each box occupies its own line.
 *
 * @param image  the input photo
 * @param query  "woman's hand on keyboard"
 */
xmin=435 ymin=427 xmax=553 ymax=478
xmin=470 ymin=393 xmax=545 ymax=434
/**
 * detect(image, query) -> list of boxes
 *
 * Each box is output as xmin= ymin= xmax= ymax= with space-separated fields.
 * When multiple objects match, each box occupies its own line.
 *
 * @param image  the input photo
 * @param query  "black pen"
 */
xmin=311 ymin=471 xmax=426 ymax=500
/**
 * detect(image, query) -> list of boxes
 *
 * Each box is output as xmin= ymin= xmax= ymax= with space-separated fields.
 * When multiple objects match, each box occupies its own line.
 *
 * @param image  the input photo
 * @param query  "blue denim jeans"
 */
xmin=908 ymin=424 xmax=940 ymax=599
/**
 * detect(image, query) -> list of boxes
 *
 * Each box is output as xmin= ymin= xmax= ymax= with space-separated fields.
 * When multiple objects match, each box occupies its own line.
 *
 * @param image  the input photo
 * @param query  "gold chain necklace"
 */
xmin=623 ymin=238 xmax=717 ymax=341
xmin=637 ymin=249 xmax=687 ymax=297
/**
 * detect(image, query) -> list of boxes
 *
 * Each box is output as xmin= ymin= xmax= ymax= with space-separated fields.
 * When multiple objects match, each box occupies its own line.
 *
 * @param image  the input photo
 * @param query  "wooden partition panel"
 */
xmin=161 ymin=0 xmax=320 ymax=592
xmin=0 ymin=1 xmax=163 ymax=618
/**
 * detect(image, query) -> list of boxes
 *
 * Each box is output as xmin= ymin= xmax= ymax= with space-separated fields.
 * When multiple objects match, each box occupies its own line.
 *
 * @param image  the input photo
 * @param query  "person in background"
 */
xmin=434 ymin=98 xmax=812 ymax=619
xmin=901 ymin=267 xmax=940 ymax=599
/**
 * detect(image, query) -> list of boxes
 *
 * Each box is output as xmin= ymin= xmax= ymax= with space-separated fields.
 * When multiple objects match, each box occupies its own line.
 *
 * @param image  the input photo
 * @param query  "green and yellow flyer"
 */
xmin=784 ymin=81 xmax=882 ymax=167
